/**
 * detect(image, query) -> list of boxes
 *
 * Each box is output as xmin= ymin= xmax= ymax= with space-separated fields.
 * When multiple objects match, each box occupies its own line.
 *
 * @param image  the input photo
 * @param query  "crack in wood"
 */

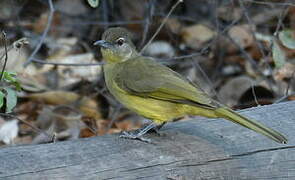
xmin=119 ymin=160 xmax=184 ymax=172
xmin=177 ymin=157 xmax=233 ymax=168
xmin=0 ymin=164 xmax=76 ymax=178
xmin=231 ymin=145 xmax=295 ymax=158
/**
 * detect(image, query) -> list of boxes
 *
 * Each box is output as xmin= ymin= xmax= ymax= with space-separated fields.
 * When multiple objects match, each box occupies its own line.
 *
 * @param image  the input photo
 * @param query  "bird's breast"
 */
xmin=103 ymin=64 xmax=187 ymax=123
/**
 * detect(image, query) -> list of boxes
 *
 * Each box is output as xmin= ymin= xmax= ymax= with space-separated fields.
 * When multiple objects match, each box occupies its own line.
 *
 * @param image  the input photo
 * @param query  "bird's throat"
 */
xmin=101 ymin=49 xmax=122 ymax=63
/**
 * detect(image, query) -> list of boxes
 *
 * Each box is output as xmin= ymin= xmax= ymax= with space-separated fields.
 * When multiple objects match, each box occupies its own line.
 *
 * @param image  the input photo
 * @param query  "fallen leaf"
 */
xmin=181 ymin=24 xmax=215 ymax=49
xmin=33 ymin=105 xmax=84 ymax=143
xmin=0 ymin=119 xmax=18 ymax=144
xmin=272 ymin=40 xmax=286 ymax=69
xmin=33 ymin=12 xmax=61 ymax=36
xmin=279 ymin=29 xmax=295 ymax=49
xmin=238 ymin=85 xmax=275 ymax=108
xmin=55 ymin=0 xmax=88 ymax=15
xmin=54 ymin=53 xmax=102 ymax=86
xmin=228 ymin=25 xmax=254 ymax=49
xmin=87 ymin=0 xmax=99 ymax=8
xmin=47 ymin=37 xmax=78 ymax=60
xmin=274 ymin=63 xmax=295 ymax=81
xmin=218 ymin=76 xmax=255 ymax=107
xmin=0 ymin=45 xmax=36 ymax=75
xmin=3 ymin=87 xmax=17 ymax=113
xmin=217 ymin=6 xmax=242 ymax=22
xmin=143 ymin=41 xmax=175 ymax=58
xmin=165 ymin=18 xmax=183 ymax=34
xmin=27 ymin=91 xmax=102 ymax=120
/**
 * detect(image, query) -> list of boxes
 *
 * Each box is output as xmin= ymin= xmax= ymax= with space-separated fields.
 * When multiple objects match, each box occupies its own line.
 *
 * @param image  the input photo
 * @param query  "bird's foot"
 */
xmin=119 ymin=131 xmax=151 ymax=143
xmin=148 ymin=128 xmax=162 ymax=136
xmin=147 ymin=122 xmax=166 ymax=136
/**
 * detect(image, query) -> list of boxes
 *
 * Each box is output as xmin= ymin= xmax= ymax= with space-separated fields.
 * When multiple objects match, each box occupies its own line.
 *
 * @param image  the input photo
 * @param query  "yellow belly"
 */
xmin=111 ymin=86 xmax=185 ymax=124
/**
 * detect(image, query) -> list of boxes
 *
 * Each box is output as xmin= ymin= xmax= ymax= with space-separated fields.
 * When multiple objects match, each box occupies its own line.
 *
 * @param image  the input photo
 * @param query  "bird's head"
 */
xmin=94 ymin=27 xmax=138 ymax=63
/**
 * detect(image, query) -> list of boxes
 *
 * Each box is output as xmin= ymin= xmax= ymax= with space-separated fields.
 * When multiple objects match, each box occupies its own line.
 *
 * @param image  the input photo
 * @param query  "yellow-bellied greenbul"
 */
xmin=94 ymin=27 xmax=287 ymax=144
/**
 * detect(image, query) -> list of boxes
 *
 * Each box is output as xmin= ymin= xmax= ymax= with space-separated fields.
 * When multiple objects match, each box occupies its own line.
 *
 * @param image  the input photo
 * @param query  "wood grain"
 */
xmin=0 ymin=101 xmax=294 ymax=180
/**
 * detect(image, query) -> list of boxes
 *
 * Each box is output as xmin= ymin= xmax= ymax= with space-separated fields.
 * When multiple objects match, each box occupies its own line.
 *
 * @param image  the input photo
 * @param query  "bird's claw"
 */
xmin=119 ymin=131 xmax=151 ymax=143
xmin=148 ymin=128 xmax=163 ymax=136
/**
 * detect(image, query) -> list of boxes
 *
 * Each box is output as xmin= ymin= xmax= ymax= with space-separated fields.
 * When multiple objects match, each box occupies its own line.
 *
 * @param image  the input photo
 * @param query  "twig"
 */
xmin=140 ymin=0 xmax=155 ymax=48
xmin=239 ymin=0 xmax=269 ymax=66
xmin=251 ymin=82 xmax=260 ymax=106
xmin=192 ymin=60 xmax=218 ymax=99
xmin=274 ymin=92 xmax=295 ymax=104
xmin=140 ymin=0 xmax=183 ymax=54
xmin=0 ymin=31 xmax=8 ymax=81
xmin=31 ymin=58 xmax=104 ymax=66
xmin=273 ymin=6 xmax=289 ymax=36
xmin=159 ymin=51 xmax=206 ymax=62
xmin=276 ymin=69 xmax=295 ymax=104
xmin=101 ymin=0 xmax=109 ymax=30
xmin=284 ymin=70 xmax=295 ymax=97
xmin=0 ymin=113 xmax=53 ymax=139
xmin=244 ymin=0 xmax=295 ymax=7
xmin=226 ymin=34 xmax=274 ymax=90
xmin=24 ymin=0 xmax=55 ymax=67
xmin=65 ymin=20 xmax=145 ymax=26
xmin=107 ymin=104 xmax=122 ymax=131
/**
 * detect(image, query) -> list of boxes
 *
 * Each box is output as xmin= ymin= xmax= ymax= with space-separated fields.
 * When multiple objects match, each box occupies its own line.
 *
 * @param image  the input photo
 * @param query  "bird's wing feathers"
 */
xmin=114 ymin=57 xmax=216 ymax=108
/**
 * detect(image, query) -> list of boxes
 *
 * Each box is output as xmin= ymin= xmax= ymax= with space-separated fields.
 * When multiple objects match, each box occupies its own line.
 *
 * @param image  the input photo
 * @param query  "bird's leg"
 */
xmin=148 ymin=122 xmax=166 ymax=136
xmin=120 ymin=123 xmax=158 ymax=143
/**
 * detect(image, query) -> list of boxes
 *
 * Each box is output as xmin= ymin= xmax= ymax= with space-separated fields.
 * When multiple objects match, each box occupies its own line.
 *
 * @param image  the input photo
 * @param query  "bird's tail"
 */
xmin=214 ymin=107 xmax=287 ymax=144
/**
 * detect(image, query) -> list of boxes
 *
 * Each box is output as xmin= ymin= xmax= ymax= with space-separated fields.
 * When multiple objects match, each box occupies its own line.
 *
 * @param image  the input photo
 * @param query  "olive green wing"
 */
xmin=114 ymin=57 xmax=217 ymax=108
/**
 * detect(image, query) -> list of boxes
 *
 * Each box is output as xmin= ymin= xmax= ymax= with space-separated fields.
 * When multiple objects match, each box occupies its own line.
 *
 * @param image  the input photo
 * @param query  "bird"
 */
xmin=94 ymin=27 xmax=287 ymax=144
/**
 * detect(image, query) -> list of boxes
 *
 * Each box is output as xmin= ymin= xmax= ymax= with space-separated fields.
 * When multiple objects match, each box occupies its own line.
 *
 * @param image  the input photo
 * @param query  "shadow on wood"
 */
xmin=0 ymin=101 xmax=295 ymax=180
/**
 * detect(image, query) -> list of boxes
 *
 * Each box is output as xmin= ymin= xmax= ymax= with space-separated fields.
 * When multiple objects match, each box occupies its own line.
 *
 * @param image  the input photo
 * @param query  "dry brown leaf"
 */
xmin=27 ymin=91 xmax=102 ymax=120
xmin=0 ymin=46 xmax=36 ymax=75
xmin=288 ymin=94 xmax=295 ymax=101
xmin=14 ymin=135 xmax=33 ymax=145
xmin=80 ymin=128 xmax=96 ymax=138
xmin=228 ymin=24 xmax=254 ymax=50
xmin=33 ymin=105 xmax=84 ymax=143
xmin=181 ymin=24 xmax=215 ymax=49
xmin=288 ymin=7 xmax=295 ymax=29
xmin=119 ymin=0 xmax=144 ymax=20
xmin=218 ymin=76 xmax=255 ymax=106
xmin=17 ymin=74 xmax=49 ymax=92
xmin=33 ymin=12 xmax=61 ymax=36
xmin=273 ymin=63 xmax=295 ymax=95
xmin=165 ymin=18 xmax=183 ymax=34
xmin=274 ymin=63 xmax=295 ymax=81
xmin=217 ymin=6 xmax=242 ymax=22
xmin=114 ymin=120 xmax=141 ymax=132
xmin=46 ymin=37 xmax=78 ymax=60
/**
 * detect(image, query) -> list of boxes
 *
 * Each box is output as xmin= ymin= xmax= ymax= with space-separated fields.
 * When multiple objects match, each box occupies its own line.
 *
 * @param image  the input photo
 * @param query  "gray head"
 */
xmin=94 ymin=27 xmax=138 ymax=63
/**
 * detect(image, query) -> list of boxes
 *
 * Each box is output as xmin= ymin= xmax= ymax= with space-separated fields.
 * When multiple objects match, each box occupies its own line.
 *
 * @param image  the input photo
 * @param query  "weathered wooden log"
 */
xmin=0 ymin=101 xmax=294 ymax=180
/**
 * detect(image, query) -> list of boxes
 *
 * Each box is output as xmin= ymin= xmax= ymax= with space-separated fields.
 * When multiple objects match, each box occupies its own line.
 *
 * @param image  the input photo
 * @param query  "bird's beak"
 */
xmin=93 ymin=40 xmax=113 ymax=49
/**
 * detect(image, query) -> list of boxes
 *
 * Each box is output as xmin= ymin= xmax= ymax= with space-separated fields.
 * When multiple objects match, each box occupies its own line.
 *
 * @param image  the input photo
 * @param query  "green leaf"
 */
xmin=279 ymin=30 xmax=295 ymax=49
xmin=87 ymin=0 xmax=99 ymax=8
xmin=2 ymin=71 xmax=21 ymax=91
xmin=272 ymin=40 xmax=286 ymax=69
xmin=3 ymin=87 xmax=17 ymax=113
xmin=0 ymin=91 xmax=4 ymax=109
xmin=3 ymin=71 xmax=17 ymax=83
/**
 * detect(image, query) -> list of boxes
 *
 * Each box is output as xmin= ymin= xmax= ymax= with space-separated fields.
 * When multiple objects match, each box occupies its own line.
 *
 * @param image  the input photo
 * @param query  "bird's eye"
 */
xmin=116 ymin=38 xmax=125 ymax=46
